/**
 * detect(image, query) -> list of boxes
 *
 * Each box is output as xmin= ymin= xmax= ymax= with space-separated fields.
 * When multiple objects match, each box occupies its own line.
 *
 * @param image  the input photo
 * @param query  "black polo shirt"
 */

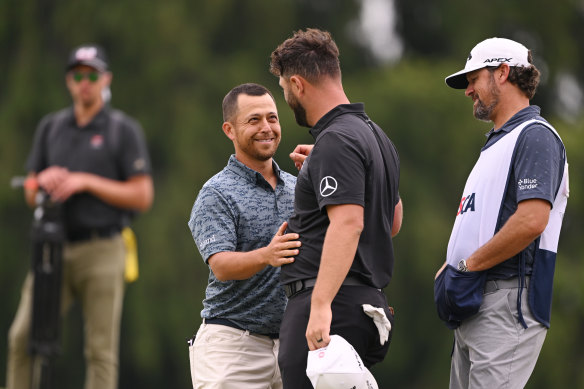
xmin=26 ymin=106 xmax=151 ymax=233
xmin=282 ymin=103 xmax=400 ymax=289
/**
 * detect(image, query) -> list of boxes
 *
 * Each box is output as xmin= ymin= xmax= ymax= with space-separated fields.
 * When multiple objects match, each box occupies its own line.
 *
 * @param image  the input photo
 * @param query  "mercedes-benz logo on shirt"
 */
xmin=319 ymin=176 xmax=338 ymax=197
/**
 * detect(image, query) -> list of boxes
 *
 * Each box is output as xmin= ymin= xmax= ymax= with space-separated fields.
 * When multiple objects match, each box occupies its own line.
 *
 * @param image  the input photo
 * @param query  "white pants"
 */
xmin=189 ymin=321 xmax=282 ymax=389
xmin=450 ymin=285 xmax=547 ymax=389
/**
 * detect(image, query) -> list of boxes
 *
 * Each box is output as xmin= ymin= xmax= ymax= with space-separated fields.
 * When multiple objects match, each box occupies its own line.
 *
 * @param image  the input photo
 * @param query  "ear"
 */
xmin=497 ymin=64 xmax=511 ymax=84
xmin=102 ymin=71 xmax=113 ymax=86
xmin=289 ymin=75 xmax=306 ymax=96
xmin=222 ymin=121 xmax=235 ymax=140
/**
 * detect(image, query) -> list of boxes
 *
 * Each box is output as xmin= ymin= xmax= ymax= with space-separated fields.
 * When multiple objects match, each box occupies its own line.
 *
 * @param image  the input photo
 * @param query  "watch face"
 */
xmin=458 ymin=259 xmax=466 ymax=271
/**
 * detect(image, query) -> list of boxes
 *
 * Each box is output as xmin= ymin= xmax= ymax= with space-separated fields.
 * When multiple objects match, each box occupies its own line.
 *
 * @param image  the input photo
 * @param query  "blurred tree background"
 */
xmin=1 ymin=0 xmax=583 ymax=388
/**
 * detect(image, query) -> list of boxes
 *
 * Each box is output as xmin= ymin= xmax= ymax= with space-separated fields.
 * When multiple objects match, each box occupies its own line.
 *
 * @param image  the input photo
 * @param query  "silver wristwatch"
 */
xmin=458 ymin=258 xmax=469 ymax=272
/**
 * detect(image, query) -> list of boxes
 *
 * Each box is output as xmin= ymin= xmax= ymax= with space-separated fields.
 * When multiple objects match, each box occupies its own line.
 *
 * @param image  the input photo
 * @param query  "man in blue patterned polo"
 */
xmin=187 ymin=83 xmax=300 ymax=388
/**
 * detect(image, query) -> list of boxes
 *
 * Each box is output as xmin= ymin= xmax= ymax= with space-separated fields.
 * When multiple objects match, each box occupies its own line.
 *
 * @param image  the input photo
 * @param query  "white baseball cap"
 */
xmin=306 ymin=335 xmax=378 ymax=389
xmin=445 ymin=38 xmax=530 ymax=89
xmin=67 ymin=44 xmax=109 ymax=72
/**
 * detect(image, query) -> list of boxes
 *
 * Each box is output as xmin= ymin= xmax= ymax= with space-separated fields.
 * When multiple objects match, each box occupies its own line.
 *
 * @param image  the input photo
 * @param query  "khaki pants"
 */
xmin=450 ymin=285 xmax=547 ymax=389
xmin=189 ymin=322 xmax=282 ymax=389
xmin=7 ymin=235 xmax=125 ymax=389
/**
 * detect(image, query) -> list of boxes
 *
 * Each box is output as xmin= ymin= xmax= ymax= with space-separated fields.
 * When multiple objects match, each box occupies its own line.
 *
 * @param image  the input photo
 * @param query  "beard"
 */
xmin=473 ymin=96 xmax=499 ymax=122
xmin=287 ymin=93 xmax=310 ymax=128
xmin=473 ymin=74 xmax=500 ymax=122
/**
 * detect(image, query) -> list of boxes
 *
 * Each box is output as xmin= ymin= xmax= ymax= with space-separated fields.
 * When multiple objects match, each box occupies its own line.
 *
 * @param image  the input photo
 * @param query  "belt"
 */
xmin=67 ymin=226 xmax=121 ymax=242
xmin=204 ymin=318 xmax=279 ymax=339
xmin=283 ymin=276 xmax=370 ymax=298
xmin=484 ymin=277 xmax=530 ymax=294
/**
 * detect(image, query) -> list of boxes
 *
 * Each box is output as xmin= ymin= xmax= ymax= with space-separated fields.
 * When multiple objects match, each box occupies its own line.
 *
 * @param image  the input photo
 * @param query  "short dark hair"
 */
xmin=222 ymin=83 xmax=275 ymax=122
xmin=269 ymin=28 xmax=341 ymax=83
xmin=490 ymin=51 xmax=540 ymax=99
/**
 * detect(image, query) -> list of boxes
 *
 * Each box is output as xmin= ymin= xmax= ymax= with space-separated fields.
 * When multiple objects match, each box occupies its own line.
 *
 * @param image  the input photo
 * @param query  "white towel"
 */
xmin=362 ymin=304 xmax=391 ymax=345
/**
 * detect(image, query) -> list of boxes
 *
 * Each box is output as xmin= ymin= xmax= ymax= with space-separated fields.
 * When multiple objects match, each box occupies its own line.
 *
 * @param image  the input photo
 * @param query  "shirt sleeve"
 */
xmin=308 ymin=131 xmax=365 ymax=210
xmin=188 ymin=185 xmax=237 ymax=263
xmin=118 ymin=117 xmax=152 ymax=178
xmin=513 ymin=124 xmax=564 ymax=205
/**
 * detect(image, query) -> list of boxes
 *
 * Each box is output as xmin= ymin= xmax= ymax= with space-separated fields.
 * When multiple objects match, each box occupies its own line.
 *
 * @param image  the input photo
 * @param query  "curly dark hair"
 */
xmin=490 ymin=51 xmax=540 ymax=99
xmin=269 ymin=28 xmax=341 ymax=83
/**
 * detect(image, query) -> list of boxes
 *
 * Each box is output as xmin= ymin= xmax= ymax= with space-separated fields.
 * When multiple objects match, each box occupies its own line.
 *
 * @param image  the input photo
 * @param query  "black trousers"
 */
xmin=278 ymin=285 xmax=393 ymax=389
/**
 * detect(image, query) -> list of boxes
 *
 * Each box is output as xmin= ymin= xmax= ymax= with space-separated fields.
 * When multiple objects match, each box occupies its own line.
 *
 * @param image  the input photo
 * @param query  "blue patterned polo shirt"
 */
xmin=188 ymin=155 xmax=296 ymax=335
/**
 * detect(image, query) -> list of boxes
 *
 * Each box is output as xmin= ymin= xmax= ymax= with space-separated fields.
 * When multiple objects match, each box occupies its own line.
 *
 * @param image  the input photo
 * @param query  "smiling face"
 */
xmin=465 ymin=68 xmax=500 ymax=122
xmin=224 ymin=93 xmax=281 ymax=166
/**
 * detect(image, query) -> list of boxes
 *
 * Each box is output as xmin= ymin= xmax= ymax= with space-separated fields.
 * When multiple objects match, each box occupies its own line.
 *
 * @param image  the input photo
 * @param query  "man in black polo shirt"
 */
xmin=270 ymin=28 xmax=403 ymax=388
xmin=6 ymin=44 xmax=153 ymax=389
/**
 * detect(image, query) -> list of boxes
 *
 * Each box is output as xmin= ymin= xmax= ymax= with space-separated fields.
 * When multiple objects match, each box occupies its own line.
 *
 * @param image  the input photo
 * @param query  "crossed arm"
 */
xmin=26 ymin=166 xmax=154 ymax=211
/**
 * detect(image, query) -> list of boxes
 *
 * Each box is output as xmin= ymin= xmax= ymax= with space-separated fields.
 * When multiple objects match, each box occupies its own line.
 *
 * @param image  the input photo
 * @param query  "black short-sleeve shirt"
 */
xmin=282 ymin=103 xmax=400 ymax=289
xmin=26 ymin=106 xmax=151 ymax=231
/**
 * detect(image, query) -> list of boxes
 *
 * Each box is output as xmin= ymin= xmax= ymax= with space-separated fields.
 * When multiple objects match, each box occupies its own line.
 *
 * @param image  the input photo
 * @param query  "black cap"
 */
xmin=66 ymin=44 xmax=109 ymax=72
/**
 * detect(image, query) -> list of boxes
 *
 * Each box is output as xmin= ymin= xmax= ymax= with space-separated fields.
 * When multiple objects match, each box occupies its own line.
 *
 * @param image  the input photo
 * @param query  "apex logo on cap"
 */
xmin=76 ymin=47 xmax=98 ymax=61
xmin=467 ymin=53 xmax=472 ymax=61
xmin=484 ymin=57 xmax=512 ymax=64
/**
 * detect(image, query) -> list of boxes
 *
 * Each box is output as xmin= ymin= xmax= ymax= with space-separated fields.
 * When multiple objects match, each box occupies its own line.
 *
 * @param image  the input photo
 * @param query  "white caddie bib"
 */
xmin=446 ymin=119 xmax=568 ymax=267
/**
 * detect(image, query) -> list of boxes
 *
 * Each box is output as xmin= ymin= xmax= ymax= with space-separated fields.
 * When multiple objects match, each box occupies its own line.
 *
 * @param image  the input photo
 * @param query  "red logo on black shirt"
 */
xmin=90 ymin=134 xmax=104 ymax=148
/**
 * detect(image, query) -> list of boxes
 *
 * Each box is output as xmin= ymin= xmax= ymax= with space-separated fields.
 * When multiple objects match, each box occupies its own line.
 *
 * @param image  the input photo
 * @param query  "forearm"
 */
xmin=311 ymin=222 xmax=361 ymax=307
xmin=304 ymin=204 xmax=363 ymax=350
xmin=466 ymin=222 xmax=539 ymax=271
xmin=311 ymin=204 xmax=363 ymax=307
xmin=84 ymin=174 xmax=153 ymax=211
xmin=466 ymin=199 xmax=550 ymax=271
xmin=208 ymin=249 xmax=269 ymax=281
xmin=208 ymin=221 xmax=299 ymax=281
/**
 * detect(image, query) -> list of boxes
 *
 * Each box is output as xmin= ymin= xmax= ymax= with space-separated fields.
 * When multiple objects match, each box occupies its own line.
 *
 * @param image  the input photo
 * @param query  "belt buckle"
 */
xmin=296 ymin=279 xmax=305 ymax=295
xmin=285 ymin=279 xmax=305 ymax=298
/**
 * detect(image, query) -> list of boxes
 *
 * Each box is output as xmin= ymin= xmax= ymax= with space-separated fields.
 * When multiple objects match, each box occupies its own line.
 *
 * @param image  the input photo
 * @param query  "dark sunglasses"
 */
xmin=72 ymin=72 xmax=100 ymax=83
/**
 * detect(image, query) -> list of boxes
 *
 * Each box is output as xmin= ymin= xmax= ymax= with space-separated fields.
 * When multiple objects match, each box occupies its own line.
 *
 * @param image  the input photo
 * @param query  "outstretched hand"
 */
xmin=264 ymin=221 xmax=301 ymax=267
xmin=289 ymin=144 xmax=314 ymax=171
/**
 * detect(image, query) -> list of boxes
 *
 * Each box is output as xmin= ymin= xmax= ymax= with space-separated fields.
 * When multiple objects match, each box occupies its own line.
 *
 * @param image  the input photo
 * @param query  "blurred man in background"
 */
xmin=435 ymin=37 xmax=569 ymax=389
xmin=270 ymin=28 xmax=402 ymax=388
xmin=6 ymin=43 xmax=153 ymax=389
xmin=187 ymin=83 xmax=299 ymax=388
